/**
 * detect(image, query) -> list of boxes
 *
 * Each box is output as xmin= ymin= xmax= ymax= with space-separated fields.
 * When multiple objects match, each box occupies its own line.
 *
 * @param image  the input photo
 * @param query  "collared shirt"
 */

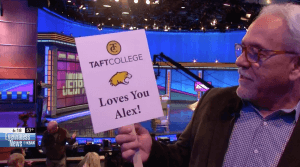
xmin=222 ymin=101 xmax=300 ymax=167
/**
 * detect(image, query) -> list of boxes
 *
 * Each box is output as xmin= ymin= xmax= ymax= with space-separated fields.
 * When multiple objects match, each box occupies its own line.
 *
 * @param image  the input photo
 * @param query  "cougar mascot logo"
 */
xmin=109 ymin=71 xmax=132 ymax=86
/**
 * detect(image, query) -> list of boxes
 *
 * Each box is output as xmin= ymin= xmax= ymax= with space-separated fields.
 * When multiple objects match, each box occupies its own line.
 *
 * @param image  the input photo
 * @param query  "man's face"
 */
xmin=47 ymin=125 xmax=58 ymax=134
xmin=236 ymin=14 xmax=295 ymax=104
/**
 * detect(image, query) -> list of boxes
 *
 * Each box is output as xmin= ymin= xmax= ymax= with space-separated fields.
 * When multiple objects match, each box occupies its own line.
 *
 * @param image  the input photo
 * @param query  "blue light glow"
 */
xmin=46 ymin=110 xmax=90 ymax=123
xmin=37 ymin=8 xmax=246 ymax=63
xmin=45 ymin=46 xmax=49 ymax=96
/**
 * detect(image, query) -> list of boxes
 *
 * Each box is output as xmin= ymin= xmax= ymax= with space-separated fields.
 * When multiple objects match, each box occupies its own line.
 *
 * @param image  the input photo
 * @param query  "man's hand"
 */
xmin=116 ymin=123 xmax=152 ymax=163
xmin=72 ymin=131 xmax=76 ymax=139
xmin=26 ymin=160 xmax=33 ymax=166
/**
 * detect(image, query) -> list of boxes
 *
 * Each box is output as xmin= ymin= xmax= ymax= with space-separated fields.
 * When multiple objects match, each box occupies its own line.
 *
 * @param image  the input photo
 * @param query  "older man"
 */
xmin=41 ymin=121 xmax=76 ymax=167
xmin=116 ymin=3 xmax=300 ymax=167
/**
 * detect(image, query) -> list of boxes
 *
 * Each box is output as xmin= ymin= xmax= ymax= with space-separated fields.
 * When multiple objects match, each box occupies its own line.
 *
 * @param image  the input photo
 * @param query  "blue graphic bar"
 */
xmin=0 ymin=140 xmax=36 ymax=147
xmin=0 ymin=133 xmax=36 ymax=141
xmin=0 ymin=133 xmax=36 ymax=147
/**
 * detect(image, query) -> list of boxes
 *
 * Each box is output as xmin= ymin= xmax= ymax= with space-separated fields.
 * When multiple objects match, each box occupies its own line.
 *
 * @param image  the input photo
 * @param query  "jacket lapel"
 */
xmin=277 ymin=117 xmax=300 ymax=167
xmin=207 ymin=88 xmax=243 ymax=167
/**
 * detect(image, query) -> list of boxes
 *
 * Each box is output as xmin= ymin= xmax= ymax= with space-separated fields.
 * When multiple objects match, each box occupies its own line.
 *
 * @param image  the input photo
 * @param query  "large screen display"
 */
xmin=56 ymin=51 xmax=87 ymax=108
xmin=0 ymin=79 xmax=34 ymax=103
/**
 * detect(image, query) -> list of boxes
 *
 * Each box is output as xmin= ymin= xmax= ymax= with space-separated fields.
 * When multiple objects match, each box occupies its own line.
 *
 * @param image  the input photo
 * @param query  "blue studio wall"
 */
xmin=37 ymin=8 xmax=242 ymax=95
xmin=154 ymin=69 xmax=239 ymax=95
xmin=37 ymin=8 xmax=246 ymax=63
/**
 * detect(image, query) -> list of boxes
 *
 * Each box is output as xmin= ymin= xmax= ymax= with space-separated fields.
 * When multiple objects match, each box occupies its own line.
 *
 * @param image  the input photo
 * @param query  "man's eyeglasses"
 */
xmin=235 ymin=43 xmax=297 ymax=63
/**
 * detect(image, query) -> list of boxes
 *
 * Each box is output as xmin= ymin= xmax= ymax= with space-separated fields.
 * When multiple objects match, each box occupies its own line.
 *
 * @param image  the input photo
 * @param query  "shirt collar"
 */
xmin=242 ymin=100 xmax=300 ymax=122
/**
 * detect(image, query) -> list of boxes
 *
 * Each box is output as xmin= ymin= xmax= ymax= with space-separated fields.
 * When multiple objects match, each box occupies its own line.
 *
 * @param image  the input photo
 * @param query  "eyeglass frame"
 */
xmin=235 ymin=43 xmax=297 ymax=63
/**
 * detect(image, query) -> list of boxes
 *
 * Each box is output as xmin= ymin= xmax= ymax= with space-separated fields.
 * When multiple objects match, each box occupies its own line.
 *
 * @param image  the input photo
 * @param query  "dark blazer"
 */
xmin=41 ymin=127 xmax=76 ymax=160
xmin=144 ymin=86 xmax=300 ymax=167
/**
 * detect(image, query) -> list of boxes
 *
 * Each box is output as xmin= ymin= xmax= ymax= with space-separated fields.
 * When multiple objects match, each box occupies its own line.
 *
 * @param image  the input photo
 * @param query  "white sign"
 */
xmin=75 ymin=29 xmax=164 ymax=133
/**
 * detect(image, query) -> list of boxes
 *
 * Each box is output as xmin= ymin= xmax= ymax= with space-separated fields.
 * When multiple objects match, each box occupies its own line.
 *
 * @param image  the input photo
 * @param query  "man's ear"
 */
xmin=289 ymin=56 xmax=300 ymax=81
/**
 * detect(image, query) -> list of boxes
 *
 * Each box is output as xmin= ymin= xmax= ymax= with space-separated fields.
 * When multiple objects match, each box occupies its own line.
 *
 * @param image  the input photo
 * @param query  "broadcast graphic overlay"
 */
xmin=0 ymin=127 xmax=36 ymax=147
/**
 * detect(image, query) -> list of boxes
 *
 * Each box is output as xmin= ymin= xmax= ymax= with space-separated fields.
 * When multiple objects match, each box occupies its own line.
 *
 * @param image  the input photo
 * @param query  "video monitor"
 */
xmin=169 ymin=134 xmax=177 ymax=142
xmin=86 ymin=138 xmax=93 ymax=144
xmin=76 ymin=138 xmax=87 ymax=145
xmin=0 ymin=79 xmax=34 ymax=103
xmin=110 ymin=138 xmax=116 ymax=143
xmin=93 ymin=138 xmax=103 ymax=144
xmin=37 ymin=135 xmax=43 ymax=146
xmin=103 ymin=138 xmax=116 ymax=143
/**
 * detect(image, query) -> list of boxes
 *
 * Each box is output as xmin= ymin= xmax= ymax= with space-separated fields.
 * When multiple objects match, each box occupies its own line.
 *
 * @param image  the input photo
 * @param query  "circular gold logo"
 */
xmin=107 ymin=41 xmax=121 ymax=55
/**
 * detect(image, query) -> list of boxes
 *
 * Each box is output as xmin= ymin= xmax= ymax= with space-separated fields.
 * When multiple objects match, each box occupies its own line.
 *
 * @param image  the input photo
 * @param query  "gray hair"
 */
xmin=83 ymin=152 xmax=101 ymax=167
xmin=257 ymin=3 xmax=300 ymax=53
xmin=7 ymin=153 xmax=24 ymax=167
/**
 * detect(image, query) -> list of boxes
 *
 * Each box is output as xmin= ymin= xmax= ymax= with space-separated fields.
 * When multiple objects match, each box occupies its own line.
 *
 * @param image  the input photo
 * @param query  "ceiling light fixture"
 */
xmin=211 ymin=19 xmax=217 ymax=26
xmin=223 ymin=3 xmax=230 ymax=7
xmin=134 ymin=0 xmax=138 ymax=3
xmin=146 ymin=0 xmax=150 ymax=5
xmin=97 ymin=24 xmax=103 ymax=31
xmin=103 ymin=5 xmax=111 ymax=7
xmin=122 ymin=12 xmax=129 ymax=14
xmin=181 ymin=6 xmax=185 ymax=9
xmin=240 ymin=17 xmax=248 ymax=21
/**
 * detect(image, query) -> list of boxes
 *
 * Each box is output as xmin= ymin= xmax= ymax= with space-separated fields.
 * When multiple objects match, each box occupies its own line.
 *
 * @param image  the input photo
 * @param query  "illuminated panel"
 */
xmin=45 ymin=48 xmax=53 ymax=112
xmin=93 ymin=138 xmax=103 ymax=144
xmin=76 ymin=138 xmax=87 ymax=145
xmin=197 ymin=70 xmax=202 ymax=100
xmin=166 ymin=70 xmax=171 ymax=99
xmin=57 ymin=51 xmax=87 ymax=108
xmin=0 ymin=80 xmax=34 ymax=102
xmin=45 ymin=46 xmax=49 ymax=96
xmin=46 ymin=110 xmax=90 ymax=123
xmin=194 ymin=81 xmax=211 ymax=92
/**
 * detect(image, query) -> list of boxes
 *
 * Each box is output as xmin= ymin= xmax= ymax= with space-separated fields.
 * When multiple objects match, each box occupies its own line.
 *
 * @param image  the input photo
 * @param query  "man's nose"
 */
xmin=235 ymin=51 xmax=251 ymax=68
